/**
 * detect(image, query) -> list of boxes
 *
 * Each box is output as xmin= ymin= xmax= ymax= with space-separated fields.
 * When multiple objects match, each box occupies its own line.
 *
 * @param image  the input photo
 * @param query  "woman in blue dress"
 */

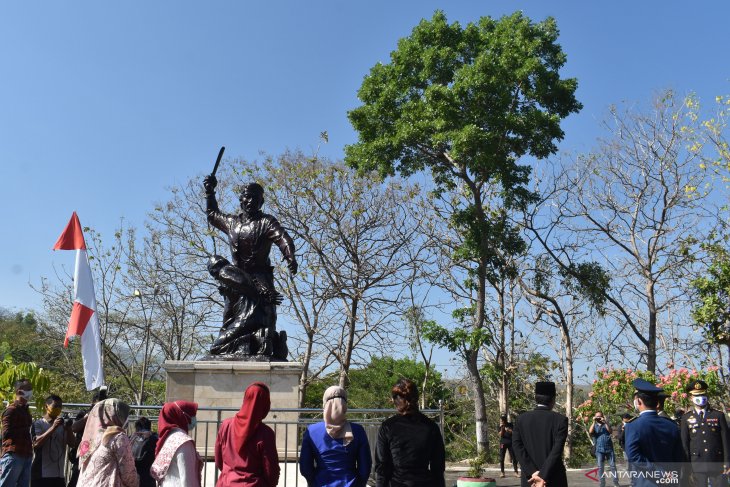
xmin=299 ymin=386 xmax=372 ymax=487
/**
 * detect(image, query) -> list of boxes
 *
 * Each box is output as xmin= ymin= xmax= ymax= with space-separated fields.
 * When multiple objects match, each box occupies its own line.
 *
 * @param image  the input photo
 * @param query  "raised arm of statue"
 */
xmin=203 ymin=175 xmax=227 ymax=232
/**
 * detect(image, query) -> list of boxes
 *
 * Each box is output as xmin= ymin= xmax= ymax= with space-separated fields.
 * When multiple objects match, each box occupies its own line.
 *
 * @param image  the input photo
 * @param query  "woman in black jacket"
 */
xmin=374 ymin=379 xmax=445 ymax=487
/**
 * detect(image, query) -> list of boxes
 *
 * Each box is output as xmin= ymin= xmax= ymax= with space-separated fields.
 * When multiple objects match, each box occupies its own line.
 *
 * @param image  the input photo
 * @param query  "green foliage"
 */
xmin=0 ymin=356 xmax=51 ymax=412
xmin=422 ymin=320 xmax=491 ymax=354
xmin=562 ymin=262 xmax=610 ymax=314
xmin=691 ymin=245 xmax=730 ymax=344
xmin=575 ymin=368 xmax=654 ymax=422
xmin=467 ymin=451 xmax=488 ymax=478
xmin=0 ymin=312 xmax=45 ymax=364
xmin=0 ymin=310 xmax=91 ymax=405
xmin=304 ymin=356 xmax=448 ymax=410
xmin=345 ymin=12 xmax=581 ymax=386
xmin=497 ymin=352 xmax=555 ymax=414
xmin=346 ymin=10 xmax=581 ymax=194
xmin=575 ymin=367 xmax=723 ymax=424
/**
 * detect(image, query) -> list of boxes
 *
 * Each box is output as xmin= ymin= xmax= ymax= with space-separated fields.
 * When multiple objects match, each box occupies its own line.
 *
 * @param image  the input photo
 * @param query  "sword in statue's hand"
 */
xmin=211 ymin=146 xmax=225 ymax=177
xmin=206 ymin=146 xmax=225 ymax=254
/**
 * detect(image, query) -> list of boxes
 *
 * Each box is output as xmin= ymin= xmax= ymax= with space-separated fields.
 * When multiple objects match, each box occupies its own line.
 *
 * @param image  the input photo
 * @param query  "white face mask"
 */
xmin=19 ymin=390 xmax=33 ymax=402
xmin=633 ymin=398 xmax=640 ymax=411
xmin=692 ymin=396 xmax=708 ymax=407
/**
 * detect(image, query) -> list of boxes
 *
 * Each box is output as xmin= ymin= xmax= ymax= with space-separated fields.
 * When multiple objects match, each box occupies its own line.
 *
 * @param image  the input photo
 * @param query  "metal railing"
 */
xmin=60 ymin=403 xmax=444 ymax=487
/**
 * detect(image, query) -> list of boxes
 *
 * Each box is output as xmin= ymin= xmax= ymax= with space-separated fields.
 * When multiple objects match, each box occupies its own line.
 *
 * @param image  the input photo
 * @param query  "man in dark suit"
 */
xmin=624 ymin=379 xmax=684 ymax=487
xmin=680 ymin=380 xmax=730 ymax=487
xmin=512 ymin=381 xmax=568 ymax=487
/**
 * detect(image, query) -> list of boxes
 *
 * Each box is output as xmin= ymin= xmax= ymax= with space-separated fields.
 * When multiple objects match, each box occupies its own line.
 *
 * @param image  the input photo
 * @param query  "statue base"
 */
xmin=199 ymin=352 xmax=287 ymax=362
xmin=163 ymin=360 xmax=303 ymax=458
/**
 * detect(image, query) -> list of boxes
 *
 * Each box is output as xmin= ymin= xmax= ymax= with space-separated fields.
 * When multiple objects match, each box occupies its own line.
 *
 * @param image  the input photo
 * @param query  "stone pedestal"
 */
xmin=163 ymin=360 xmax=303 ymax=459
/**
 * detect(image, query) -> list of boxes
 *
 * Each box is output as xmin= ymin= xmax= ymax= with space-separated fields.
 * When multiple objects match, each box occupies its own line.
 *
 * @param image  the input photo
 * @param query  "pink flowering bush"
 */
xmin=575 ymin=368 xmax=653 ymax=422
xmin=655 ymin=366 xmax=723 ymax=412
xmin=575 ymin=366 xmax=723 ymax=423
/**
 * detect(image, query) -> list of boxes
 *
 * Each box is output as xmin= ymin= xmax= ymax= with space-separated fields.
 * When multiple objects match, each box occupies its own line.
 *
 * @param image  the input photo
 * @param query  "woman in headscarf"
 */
xmin=374 ymin=379 xmax=445 ymax=487
xmin=150 ymin=401 xmax=202 ymax=487
xmin=299 ymin=386 xmax=372 ymax=487
xmin=214 ymin=382 xmax=280 ymax=487
xmin=77 ymin=398 xmax=139 ymax=487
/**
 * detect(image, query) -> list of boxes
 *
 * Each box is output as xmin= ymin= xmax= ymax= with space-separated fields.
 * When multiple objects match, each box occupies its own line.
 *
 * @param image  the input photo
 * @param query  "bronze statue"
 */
xmin=203 ymin=174 xmax=297 ymax=360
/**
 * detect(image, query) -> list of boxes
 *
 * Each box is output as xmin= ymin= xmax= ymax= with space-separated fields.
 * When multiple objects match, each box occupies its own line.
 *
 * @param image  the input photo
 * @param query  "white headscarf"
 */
xmin=323 ymin=386 xmax=353 ymax=446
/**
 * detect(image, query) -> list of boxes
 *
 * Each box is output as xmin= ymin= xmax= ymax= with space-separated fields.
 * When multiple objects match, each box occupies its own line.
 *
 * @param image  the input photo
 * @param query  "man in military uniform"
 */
xmin=680 ymin=380 xmax=729 ymax=487
xmin=624 ymin=379 xmax=684 ymax=487
xmin=512 ymin=381 xmax=568 ymax=487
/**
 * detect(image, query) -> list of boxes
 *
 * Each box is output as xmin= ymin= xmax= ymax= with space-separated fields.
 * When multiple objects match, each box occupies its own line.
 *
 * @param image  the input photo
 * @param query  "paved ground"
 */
xmin=445 ymin=466 xmax=621 ymax=487
xmin=203 ymin=462 xmax=616 ymax=486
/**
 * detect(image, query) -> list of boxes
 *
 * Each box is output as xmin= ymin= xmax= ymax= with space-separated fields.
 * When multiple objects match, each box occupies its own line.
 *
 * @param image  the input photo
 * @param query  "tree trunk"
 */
xmin=466 ymin=350 xmax=489 ymax=453
xmin=497 ymin=371 xmax=509 ymax=414
xmin=339 ymin=298 xmax=359 ymax=389
xmin=563 ymin=332 xmax=575 ymax=461
xmin=646 ymin=282 xmax=657 ymax=374
xmin=421 ymin=367 xmax=430 ymax=410
xmin=497 ymin=284 xmax=508 ymax=415
xmin=298 ymin=331 xmax=314 ymax=408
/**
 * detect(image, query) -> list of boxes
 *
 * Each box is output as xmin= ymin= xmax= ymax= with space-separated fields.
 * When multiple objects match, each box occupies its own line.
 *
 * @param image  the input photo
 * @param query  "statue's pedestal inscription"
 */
xmin=164 ymin=360 xmax=302 ymax=458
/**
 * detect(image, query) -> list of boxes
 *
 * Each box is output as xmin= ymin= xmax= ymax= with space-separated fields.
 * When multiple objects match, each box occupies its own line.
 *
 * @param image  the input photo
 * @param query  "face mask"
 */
xmin=47 ymin=406 xmax=62 ymax=418
xmin=692 ymin=396 xmax=708 ymax=407
xmin=189 ymin=417 xmax=197 ymax=430
xmin=633 ymin=398 xmax=640 ymax=411
xmin=19 ymin=390 xmax=33 ymax=402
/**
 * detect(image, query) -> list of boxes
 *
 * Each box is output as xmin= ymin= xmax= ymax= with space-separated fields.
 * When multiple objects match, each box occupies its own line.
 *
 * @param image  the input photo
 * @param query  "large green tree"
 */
xmin=345 ymin=10 xmax=581 ymax=452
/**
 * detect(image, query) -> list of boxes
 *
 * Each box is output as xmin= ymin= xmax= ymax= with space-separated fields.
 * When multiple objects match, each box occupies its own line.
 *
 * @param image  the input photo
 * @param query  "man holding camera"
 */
xmin=590 ymin=411 xmax=620 ymax=487
xmin=30 ymin=395 xmax=74 ymax=487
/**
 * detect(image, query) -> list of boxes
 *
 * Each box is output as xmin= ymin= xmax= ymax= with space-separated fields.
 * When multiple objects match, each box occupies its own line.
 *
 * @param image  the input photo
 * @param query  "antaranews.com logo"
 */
xmin=584 ymin=468 xmax=680 ymax=484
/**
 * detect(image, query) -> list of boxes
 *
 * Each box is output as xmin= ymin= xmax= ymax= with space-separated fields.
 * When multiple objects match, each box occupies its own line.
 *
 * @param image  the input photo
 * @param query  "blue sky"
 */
xmin=2 ymin=0 xmax=730 ymax=319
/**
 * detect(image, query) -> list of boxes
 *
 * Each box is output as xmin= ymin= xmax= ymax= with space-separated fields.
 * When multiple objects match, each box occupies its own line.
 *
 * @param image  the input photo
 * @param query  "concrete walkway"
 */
xmin=446 ymin=466 xmax=628 ymax=487
xmin=201 ymin=462 xmax=614 ymax=486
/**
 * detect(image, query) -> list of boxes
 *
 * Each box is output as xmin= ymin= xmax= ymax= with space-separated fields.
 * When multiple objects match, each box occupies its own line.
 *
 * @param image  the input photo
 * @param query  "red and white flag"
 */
xmin=53 ymin=212 xmax=105 ymax=390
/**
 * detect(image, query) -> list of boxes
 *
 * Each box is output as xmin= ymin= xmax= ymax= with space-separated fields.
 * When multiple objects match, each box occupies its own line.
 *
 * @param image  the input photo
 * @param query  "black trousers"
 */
xmin=692 ymin=472 xmax=725 ymax=487
xmin=500 ymin=443 xmax=518 ymax=472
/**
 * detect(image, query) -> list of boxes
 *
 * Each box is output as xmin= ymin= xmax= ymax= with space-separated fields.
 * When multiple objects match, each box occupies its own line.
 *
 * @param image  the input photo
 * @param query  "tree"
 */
xmin=254 ymin=152 xmax=434 ymax=392
xmin=35 ymin=225 xmax=168 ymax=404
xmin=536 ymin=91 xmax=712 ymax=374
xmin=699 ymin=93 xmax=730 ymax=183
xmin=403 ymin=306 xmax=437 ymax=409
xmin=691 ymin=243 xmax=730 ymax=386
xmin=131 ymin=178 xmax=222 ymax=362
xmin=575 ymin=367 xmax=724 ymax=422
xmin=304 ymin=356 xmax=448 ymax=410
xmin=0 ymin=355 xmax=51 ymax=412
xmin=517 ymin=251 xmax=608 ymax=459
xmin=345 ymin=10 xmax=581 ymax=452
xmin=0 ymin=309 xmax=87 ymax=404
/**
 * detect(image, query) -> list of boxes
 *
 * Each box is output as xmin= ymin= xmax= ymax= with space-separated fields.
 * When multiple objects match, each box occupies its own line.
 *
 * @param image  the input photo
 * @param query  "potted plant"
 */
xmin=457 ymin=452 xmax=496 ymax=487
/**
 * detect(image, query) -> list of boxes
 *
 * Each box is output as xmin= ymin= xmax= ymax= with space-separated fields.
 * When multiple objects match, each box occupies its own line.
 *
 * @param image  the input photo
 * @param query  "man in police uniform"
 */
xmin=624 ymin=379 xmax=684 ymax=487
xmin=680 ymin=380 xmax=729 ymax=487
xmin=512 ymin=381 xmax=568 ymax=487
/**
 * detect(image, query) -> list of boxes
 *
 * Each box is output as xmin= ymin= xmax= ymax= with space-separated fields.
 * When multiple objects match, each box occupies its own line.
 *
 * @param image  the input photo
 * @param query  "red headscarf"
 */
xmin=232 ymin=382 xmax=271 ymax=453
xmin=155 ymin=400 xmax=198 ymax=457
